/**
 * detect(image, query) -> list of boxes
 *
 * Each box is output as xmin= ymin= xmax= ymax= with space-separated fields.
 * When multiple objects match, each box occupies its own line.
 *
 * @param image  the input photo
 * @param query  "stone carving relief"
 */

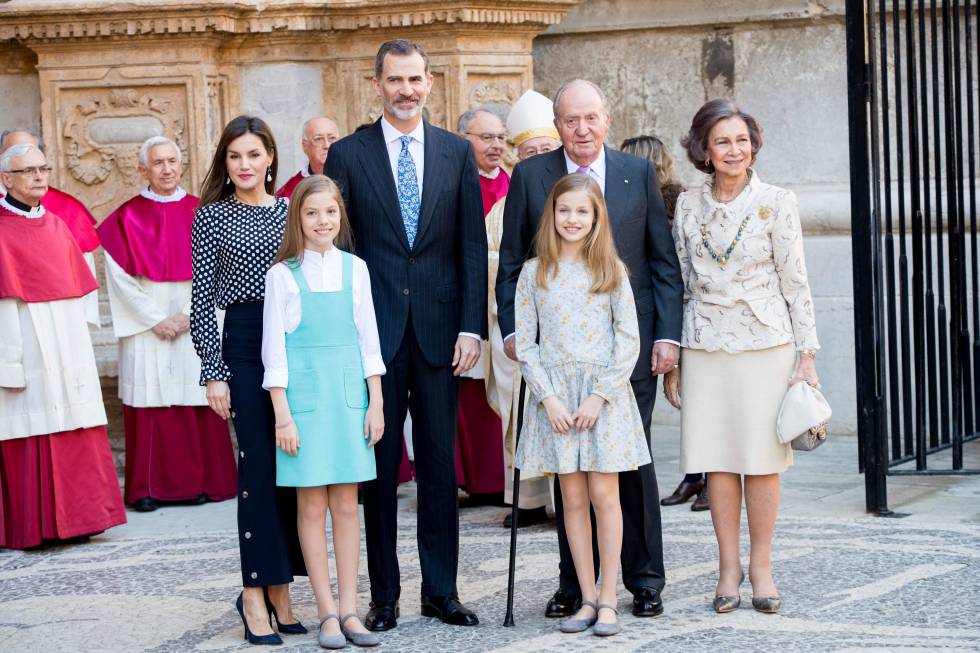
xmin=59 ymin=86 xmax=190 ymax=218
xmin=206 ymin=76 xmax=229 ymax=153
xmin=356 ymin=70 xmax=447 ymax=129
xmin=466 ymin=76 xmax=521 ymax=108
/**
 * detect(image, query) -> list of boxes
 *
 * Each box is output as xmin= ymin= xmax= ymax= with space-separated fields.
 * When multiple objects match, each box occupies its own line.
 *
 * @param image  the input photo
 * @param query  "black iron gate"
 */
xmin=846 ymin=0 xmax=980 ymax=514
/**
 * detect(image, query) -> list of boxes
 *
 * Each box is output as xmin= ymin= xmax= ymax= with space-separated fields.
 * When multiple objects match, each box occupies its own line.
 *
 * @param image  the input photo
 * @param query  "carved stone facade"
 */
xmin=1 ymin=0 xmax=578 ymax=218
xmin=0 ymin=0 xmax=579 ymax=385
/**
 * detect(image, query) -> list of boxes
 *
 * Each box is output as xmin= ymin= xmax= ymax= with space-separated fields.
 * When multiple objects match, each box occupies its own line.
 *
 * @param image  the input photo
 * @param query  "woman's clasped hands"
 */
xmin=542 ymin=394 xmax=605 ymax=434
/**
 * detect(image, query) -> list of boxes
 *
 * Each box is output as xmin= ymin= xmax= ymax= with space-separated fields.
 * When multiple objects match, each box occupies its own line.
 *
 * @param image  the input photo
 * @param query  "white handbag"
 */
xmin=776 ymin=381 xmax=831 ymax=451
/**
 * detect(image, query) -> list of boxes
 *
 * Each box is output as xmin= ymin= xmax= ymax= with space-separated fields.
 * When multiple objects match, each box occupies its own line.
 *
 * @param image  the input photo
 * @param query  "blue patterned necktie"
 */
xmin=396 ymin=135 xmax=420 ymax=248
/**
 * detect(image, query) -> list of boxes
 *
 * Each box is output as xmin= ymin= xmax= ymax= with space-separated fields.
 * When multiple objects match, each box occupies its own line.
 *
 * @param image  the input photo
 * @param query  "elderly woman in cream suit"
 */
xmin=664 ymin=99 xmax=819 ymax=615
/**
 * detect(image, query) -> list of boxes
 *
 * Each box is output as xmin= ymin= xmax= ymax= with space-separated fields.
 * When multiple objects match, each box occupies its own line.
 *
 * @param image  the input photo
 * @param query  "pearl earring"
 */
xmin=266 ymin=170 xmax=272 ymax=183
xmin=225 ymin=176 xmax=231 ymax=185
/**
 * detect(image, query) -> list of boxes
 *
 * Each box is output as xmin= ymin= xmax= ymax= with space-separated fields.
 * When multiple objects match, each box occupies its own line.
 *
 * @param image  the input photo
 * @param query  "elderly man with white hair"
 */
xmin=97 ymin=136 xmax=237 ymax=512
xmin=275 ymin=116 xmax=341 ymax=198
xmin=0 ymin=143 xmax=126 ymax=549
xmin=0 ymin=130 xmax=102 ymax=325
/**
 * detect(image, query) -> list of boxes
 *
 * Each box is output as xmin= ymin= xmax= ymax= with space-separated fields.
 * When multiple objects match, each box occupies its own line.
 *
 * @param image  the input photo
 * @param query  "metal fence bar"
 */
xmin=848 ymin=0 xmax=890 ymax=513
xmin=879 ymin=0 xmax=902 ymax=461
xmin=942 ymin=0 xmax=964 ymax=468
xmin=930 ymin=0 xmax=951 ymax=451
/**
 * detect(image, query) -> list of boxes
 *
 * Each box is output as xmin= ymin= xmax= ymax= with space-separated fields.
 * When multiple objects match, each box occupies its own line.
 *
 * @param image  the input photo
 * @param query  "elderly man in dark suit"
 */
xmin=326 ymin=39 xmax=487 ymax=630
xmin=496 ymin=79 xmax=683 ymax=619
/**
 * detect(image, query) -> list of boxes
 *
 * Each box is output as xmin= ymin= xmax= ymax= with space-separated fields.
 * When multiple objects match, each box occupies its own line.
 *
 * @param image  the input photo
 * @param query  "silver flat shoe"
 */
xmin=340 ymin=613 xmax=380 ymax=647
xmin=559 ymin=600 xmax=597 ymax=633
xmin=318 ymin=614 xmax=346 ymax=649
xmin=751 ymin=596 xmax=781 ymax=614
xmin=592 ymin=603 xmax=621 ymax=637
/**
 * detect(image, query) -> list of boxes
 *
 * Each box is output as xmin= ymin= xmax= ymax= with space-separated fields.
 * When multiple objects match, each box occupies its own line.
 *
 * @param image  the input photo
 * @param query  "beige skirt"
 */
xmin=680 ymin=343 xmax=796 ymax=476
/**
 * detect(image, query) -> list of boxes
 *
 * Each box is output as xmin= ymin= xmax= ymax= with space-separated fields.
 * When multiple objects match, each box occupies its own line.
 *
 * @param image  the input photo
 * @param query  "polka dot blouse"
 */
xmin=190 ymin=195 xmax=288 ymax=384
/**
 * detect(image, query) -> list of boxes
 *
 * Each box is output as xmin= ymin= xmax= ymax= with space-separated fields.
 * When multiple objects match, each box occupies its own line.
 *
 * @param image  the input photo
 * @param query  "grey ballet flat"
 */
xmin=558 ymin=600 xmax=597 ymax=633
xmin=340 ymin=613 xmax=380 ymax=647
xmin=751 ymin=596 xmax=781 ymax=614
xmin=318 ymin=614 xmax=346 ymax=649
xmin=592 ymin=603 xmax=621 ymax=637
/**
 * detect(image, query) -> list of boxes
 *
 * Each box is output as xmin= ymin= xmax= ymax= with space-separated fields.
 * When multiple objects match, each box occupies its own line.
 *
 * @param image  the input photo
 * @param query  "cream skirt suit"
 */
xmin=673 ymin=171 xmax=819 ymax=475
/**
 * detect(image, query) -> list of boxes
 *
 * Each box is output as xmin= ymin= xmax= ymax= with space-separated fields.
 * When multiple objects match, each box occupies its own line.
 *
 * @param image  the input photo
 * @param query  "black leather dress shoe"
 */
xmin=364 ymin=601 xmax=399 ymax=632
xmin=691 ymin=485 xmax=710 ymax=512
xmin=502 ymin=506 xmax=548 ymax=528
xmin=660 ymin=479 xmax=704 ymax=506
xmin=132 ymin=497 xmax=159 ymax=512
xmin=420 ymin=595 xmax=479 ymax=626
xmin=632 ymin=588 xmax=664 ymax=617
xmin=545 ymin=589 xmax=582 ymax=618
xmin=459 ymin=492 xmax=506 ymax=508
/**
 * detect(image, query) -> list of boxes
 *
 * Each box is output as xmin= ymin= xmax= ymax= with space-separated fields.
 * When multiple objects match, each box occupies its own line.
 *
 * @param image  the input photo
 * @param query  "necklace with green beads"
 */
xmin=700 ymin=209 xmax=751 ymax=266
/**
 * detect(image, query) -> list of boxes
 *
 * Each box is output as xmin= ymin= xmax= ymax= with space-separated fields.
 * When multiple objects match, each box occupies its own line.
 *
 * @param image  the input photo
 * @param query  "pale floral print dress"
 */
xmin=514 ymin=259 xmax=651 ymax=474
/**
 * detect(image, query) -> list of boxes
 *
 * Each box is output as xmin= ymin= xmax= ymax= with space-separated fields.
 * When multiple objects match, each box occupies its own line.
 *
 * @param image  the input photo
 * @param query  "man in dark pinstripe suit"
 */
xmin=326 ymin=39 xmax=487 ymax=630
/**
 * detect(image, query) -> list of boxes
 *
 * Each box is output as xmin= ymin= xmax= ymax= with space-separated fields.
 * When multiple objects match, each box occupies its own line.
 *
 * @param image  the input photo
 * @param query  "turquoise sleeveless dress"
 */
xmin=276 ymin=252 xmax=378 ymax=487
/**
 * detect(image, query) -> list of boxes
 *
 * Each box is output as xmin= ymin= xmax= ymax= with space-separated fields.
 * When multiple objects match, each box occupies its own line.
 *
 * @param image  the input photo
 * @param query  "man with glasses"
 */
xmin=453 ymin=106 xmax=511 ymax=508
xmin=0 ymin=130 xmax=101 ymax=326
xmin=275 ymin=116 xmax=341 ymax=199
xmin=0 ymin=142 xmax=126 ymax=550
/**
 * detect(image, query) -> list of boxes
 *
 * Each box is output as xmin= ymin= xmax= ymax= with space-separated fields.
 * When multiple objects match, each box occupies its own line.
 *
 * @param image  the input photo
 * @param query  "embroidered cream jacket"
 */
xmin=672 ymin=171 xmax=819 ymax=354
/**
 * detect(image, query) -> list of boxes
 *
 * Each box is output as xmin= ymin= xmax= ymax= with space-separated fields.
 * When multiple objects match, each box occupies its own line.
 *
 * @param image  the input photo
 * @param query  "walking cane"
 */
xmin=502 ymin=377 xmax=527 ymax=627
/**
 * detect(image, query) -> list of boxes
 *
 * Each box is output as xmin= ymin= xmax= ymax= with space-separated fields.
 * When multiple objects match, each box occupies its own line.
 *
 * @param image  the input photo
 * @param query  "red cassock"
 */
xmin=39 ymin=186 xmax=101 ymax=253
xmin=97 ymin=191 xmax=237 ymax=505
xmin=275 ymin=168 xmax=308 ymax=199
xmin=455 ymin=169 xmax=511 ymax=495
xmin=0 ymin=202 xmax=126 ymax=549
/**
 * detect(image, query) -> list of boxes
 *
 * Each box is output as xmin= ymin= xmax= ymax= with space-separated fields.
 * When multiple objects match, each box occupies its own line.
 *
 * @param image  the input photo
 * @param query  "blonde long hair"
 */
xmin=273 ymin=175 xmax=353 ymax=267
xmin=534 ymin=174 xmax=623 ymax=294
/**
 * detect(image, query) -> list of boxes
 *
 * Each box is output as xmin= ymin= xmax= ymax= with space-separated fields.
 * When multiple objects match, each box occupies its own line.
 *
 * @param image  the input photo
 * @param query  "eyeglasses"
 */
xmin=466 ymin=132 xmax=508 ymax=144
xmin=5 ymin=166 xmax=52 ymax=176
xmin=308 ymin=135 xmax=339 ymax=146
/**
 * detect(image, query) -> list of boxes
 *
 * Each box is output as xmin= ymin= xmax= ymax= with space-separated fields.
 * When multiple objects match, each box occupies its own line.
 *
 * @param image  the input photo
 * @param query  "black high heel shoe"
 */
xmin=236 ymin=592 xmax=283 ymax=646
xmin=264 ymin=588 xmax=308 ymax=635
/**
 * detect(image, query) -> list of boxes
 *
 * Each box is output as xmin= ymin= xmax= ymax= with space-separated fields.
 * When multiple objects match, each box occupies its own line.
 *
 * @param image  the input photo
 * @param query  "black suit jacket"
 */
xmin=496 ymin=146 xmax=683 ymax=381
xmin=326 ymin=119 xmax=488 ymax=367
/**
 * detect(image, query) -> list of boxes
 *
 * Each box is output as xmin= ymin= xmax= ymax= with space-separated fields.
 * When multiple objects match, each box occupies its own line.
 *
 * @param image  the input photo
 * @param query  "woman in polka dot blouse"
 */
xmin=190 ymin=115 xmax=306 ymax=645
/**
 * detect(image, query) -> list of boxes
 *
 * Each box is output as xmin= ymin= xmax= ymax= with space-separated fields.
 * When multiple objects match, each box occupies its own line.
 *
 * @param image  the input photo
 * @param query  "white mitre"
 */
xmin=506 ymin=90 xmax=560 ymax=147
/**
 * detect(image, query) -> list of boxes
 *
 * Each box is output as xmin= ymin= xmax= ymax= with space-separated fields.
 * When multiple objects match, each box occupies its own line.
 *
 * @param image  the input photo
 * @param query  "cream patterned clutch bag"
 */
xmin=776 ymin=381 xmax=831 ymax=451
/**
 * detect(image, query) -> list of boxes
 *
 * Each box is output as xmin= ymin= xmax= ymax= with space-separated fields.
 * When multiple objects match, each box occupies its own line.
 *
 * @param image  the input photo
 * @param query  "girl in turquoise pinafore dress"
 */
xmin=261 ymin=175 xmax=385 ymax=647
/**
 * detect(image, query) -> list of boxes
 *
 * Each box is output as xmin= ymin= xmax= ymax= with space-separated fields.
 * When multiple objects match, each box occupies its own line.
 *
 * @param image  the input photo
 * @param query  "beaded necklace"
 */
xmin=700 ymin=210 xmax=751 ymax=266
xmin=701 ymin=177 xmax=752 ymax=266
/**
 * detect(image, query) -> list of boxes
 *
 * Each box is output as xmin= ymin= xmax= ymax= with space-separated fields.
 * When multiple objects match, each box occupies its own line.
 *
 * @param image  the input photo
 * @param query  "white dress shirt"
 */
xmin=261 ymin=248 xmax=386 ymax=389
xmin=378 ymin=115 xmax=480 ymax=344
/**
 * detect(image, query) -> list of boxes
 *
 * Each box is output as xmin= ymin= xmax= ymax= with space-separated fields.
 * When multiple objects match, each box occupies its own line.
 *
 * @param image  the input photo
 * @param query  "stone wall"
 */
xmin=533 ymin=0 xmax=858 ymax=432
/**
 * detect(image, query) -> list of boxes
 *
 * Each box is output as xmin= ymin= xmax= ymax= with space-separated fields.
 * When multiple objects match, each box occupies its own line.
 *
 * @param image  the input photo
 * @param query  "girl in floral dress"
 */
xmin=514 ymin=173 xmax=650 ymax=637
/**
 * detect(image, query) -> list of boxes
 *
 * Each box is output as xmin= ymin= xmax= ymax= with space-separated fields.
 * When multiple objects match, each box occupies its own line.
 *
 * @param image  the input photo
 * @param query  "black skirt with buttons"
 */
xmin=223 ymin=301 xmax=306 ymax=586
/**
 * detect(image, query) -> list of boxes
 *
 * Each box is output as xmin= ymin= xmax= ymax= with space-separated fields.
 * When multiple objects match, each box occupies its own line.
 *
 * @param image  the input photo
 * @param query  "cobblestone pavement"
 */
xmin=1 ymin=433 xmax=978 ymax=652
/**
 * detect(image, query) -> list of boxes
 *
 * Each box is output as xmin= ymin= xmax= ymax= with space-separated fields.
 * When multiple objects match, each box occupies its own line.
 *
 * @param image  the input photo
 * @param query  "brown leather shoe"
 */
xmin=661 ymin=479 xmax=704 ymax=506
xmin=691 ymin=485 xmax=710 ymax=512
